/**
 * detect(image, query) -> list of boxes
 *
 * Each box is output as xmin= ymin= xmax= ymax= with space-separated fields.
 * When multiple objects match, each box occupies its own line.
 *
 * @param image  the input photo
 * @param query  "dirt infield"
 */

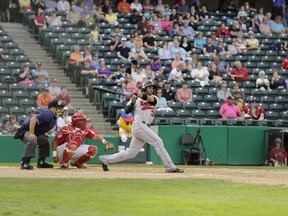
xmin=0 ymin=164 xmax=288 ymax=186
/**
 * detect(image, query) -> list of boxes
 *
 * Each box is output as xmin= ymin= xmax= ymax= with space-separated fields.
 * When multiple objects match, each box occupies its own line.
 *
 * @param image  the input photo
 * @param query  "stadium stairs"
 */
xmin=1 ymin=23 xmax=116 ymax=136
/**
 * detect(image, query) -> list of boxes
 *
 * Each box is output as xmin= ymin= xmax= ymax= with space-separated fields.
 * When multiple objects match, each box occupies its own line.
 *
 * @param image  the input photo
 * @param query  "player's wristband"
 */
xmin=102 ymin=139 xmax=108 ymax=144
xmin=52 ymin=151 xmax=57 ymax=157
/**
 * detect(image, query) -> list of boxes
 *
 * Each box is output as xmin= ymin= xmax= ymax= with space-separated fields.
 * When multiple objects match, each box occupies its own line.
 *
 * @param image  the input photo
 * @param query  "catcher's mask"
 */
xmin=48 ymin=99 xmax=66 ymax=117
xmin=142 ymin=80 xmax=156 ymax=93
xmin=72 ymin=113 xmax=87 ymax=129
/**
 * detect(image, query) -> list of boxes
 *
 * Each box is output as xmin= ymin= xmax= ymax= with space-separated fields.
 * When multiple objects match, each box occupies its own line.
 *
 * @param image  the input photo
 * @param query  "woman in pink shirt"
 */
xmin=171 ymin=53 xmax=187 ymax=69
xmin=161 ymin=15 xmax=173 ymax=32
xmin=176 ymin=81 xmax=192 ymax=102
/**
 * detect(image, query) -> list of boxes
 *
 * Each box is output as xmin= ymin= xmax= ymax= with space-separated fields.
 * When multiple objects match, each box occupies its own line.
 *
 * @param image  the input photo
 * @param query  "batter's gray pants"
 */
xmin=99 ymin=122 xmax=177 ymax=170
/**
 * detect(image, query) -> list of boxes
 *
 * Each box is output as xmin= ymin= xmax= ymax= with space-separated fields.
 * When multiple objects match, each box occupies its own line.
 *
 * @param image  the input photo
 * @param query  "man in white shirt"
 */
xmin=57 ymin=0 xmax=70 ymax=13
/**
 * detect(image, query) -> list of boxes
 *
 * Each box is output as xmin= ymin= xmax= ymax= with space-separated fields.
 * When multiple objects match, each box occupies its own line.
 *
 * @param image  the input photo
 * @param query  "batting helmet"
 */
xmin=72 ymin=113 xmax=87 ymax=129
xmin=142 ymin=80 xmax=156 ymax=92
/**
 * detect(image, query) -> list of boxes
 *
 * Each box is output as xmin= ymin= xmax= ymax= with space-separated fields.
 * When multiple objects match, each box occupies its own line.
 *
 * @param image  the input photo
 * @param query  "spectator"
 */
xmin=194 ymin=31 xmax=206 ymax=49
xmin=245 ymin=31 xmax=260 ymax=50
xmin=143 ymin=7 xmax=155 ymax=20
xmin=89 ymin=24 xmax=102 ymax=42
xmin=80 ymin=59 xmax=98 ymax=96
xmin=229 ymin=20 xmax=240 ymax=38
xmin=142 ymin=0 xmax=154 ymax=13
xmin=202 ymin=37 xmax=216 ymax=57
xmin=69 ymin=45 xmax=84 ymax=66
xmin=237 ymin=6 xmax=248 ymax=22
xmin=221 ymin=0 xmax=238 ymax=12
xmin=151 ymin=15 xmax=161 ymax=31
xmin=169 ymin=40 xmax=187 ymax=60
xmin=126 ymin=36 xmax=136 ymax=50
xmin=171 ymin=53 xmax=187 ymax=70
xmin=37 ymin=88 xmax=53 ymax=108
xmin=129 ymin=9 xmax=142 ymax=29
xmin=17 ymin=65 xmax=35 ymax=85
xmin=209 ymin=63 xmax=222 ymax=83
xmin=130 ymin=0 xmax=142 ymax=13
xmin=168 ymin=63 xmax=184 ymax=81
xmin=259 ymin=17 xmax=271 ymax=35
xmin=33 ymin=8 xmax=46 ymax=33
xmin=180 ymin=35 xmax=192 ymax=55
xmin=198 ymin=5 xmax=212 ymax=22
xmin=215 ymin=38 xmax=229 ymax=57
xmin=101 ymin=0 xmax=111 ymax=14
xmin=190 ymin=62 xmax=209 ymax=87
xmin=228 ymin=60 xmax=249 ymax=82
xmin=270 ymin=70 xmax=286 ymax=89
xmin=56 ymin=86 xmax=71 ymax=107
xmin=125 ymin=75 xmax=136 ymax=93
xmin=48 ymin=78 xmax=61 ymax=98
xmin=231 ymin=81 xmax=245 ymax=101
xmin=242 ymin=97 xmax=265 ymax=120
xmin=56 ymin=106 xmax=71 ymax=132
xmin=45 ymin=0 xmax=57 ymax=12
xmin=109 ymin=35 xmax=121 ymax=52
xmin=256 ymin=70 xmax=270 ymax=90
xmin=155 ymin=0 xmax=164 ymax=12
xmin=217 ymin=82 xmax=232 ymax=102
xmin=176 ymin=81 xmax=192 ymax=103
xmin=251 ymin=14 xmax=260 ymax=32
xmin=271 ymin=16 xmax=286 ymax=35
xmin=84 ymin=46 xmax=93 ymax=62
xmin=161 ymin=15 xmax=173 ymax=33
xmin=216 ymin=23 xmax=231 ymax=39
xmin=47 ymin=10 xmax=62 ymax=29
xmin=97 ymin=60 xmax=113 ymax=79
xmin=150 ymin=57 xmax=164 ymax=74
xmin=109 ymin=25 xmax=124 ymax=40
xmin=281 ymin=55 xmax=288 ymax=69
xmin=168 ymin=21 xmax=181 ymax=37
xmin=244 ymin=1 xmax=257 ymax=14
xmin=115 ymin=64 xmax=128 ymax=83
xmin=116 ymin=81 xmax=128 ymax=102
xmin=116 ymin=38 xmax=132 ymax=61
xmin=117 ymin=0 xmax=130 ymax=14
xmin=144 ymin=64 xmax=155 ymax=81
xmin=257 ymin=7 xmax=265 ymax=23
xmin=133 ymin=31 xmax=143 ymax=47
xmin=272 ymin=0 xmax=286 ymax=19
xmin=158 ymin=41 xmax=171 ymax=60
xmin=142 ymin=19 xmax=155 ymax=35
xmin=57 ymin=0 xmax=70 ymax=13
xmin=228 ymin=38 xmax=242 ymax=56
xmin=105 ymin=7 xmax=118 ymax=25
xmin=189 ymin=5 xmax=199 ymax=22
xmin=269 ymin=138 xmax=287 ymax=167
xmin=131 ymin=64 xmax=147 ymax=84
xmin=32 ymin=62 xmax=49 ymax=85
xmin=283 ymin=36 xmax=288 ymax=51
xmin=131 ymin=43 xmax=150 ymax=62
xmin=156 ymin=88 xmax=173 ymax=112
xmin=179 ymin=19 xmax=195 ymax=38
xmin=188 ymin=53 xmax=199 ymax=69
xmin=219 ymin=96 xmax=244 ymax=120
xmin=2 ymin=115 xmax=19 ymax=135
xmin=162 ymin=81 xmax=175 ymax=102
xmin=67 ymin=5 xmax=81 ymax=25
xmin=235 ymin=31 xmax=247 ymax=51
xmin=91 ymin=53 xmax=100 ymax=70
xmin=176 ymin=0 xmax=189 ymax=16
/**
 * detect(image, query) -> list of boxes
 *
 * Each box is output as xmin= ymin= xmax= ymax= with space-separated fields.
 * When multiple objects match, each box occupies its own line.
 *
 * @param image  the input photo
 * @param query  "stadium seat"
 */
xmin=176 ymin=109 xmax=191 ymax=118
xmin=9 ymin=106 xmax=26 ymax=115
xmin=191 ymin=110 xmax=206 ymax=119
xmin=0 ymin=106 xmax=9 ymax=114
xmin=260 ymin=96 xmax=274 ymax=104
xmin=269 ymin=103 xmax=284 ymax=112
xmin=274 ymin=96 xmax=288 ymax=104
xmin=182 ymin=101 xmax=197 ymax=111
xmin=2 ymin=98 xmax=18 ymax=107
xmin=167 ymin=101 xmax=182 ymax=110
xmin=197 ymin=102 xmax=212 ymax=110
xmin=206 ymin=110 xmax=221 ymax=119
xmin=13 ymin=91 xmax=29 ymax=99
xmin=265 ymin=111 xmax=279 ymax=120
xmin=19 ymin=98 xmax=36 ymax=108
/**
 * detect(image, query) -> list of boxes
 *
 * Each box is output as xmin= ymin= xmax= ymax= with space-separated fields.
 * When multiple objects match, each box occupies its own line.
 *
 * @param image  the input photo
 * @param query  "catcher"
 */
xmin=51 ymin=113 xmax=114 ymax=169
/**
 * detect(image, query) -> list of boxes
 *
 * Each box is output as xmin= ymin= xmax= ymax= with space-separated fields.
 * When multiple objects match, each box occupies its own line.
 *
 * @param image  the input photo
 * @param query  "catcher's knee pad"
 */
xmin=87 ymin=145 xmax=98 ymax=158
xmin=66 ymin=142 xmax=78 ymax=152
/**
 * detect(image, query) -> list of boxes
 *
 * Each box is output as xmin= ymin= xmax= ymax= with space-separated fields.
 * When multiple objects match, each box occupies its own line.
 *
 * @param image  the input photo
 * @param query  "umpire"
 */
xmin=15 ymin=99 xmax=65 ymax=170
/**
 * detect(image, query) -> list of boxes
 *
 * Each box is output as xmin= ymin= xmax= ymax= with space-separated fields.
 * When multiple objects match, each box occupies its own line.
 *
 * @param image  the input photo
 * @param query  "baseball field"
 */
xmin=1 ymin=164 xmax=288 ymax=216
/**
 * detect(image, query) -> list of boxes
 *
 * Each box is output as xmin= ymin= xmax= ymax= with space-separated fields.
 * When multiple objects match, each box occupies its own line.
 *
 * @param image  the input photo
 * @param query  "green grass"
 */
xmin=0 ymin=178 xmax=287 ymax=216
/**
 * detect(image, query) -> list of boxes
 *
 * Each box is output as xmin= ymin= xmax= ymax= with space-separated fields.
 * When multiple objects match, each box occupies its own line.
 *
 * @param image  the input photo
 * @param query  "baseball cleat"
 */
xmin=21 ymin=163 xmax=34 ymax=170
xmin=70 ymin=161 xmax=87 ymax=169
xmin=101 ymin=162 xmax=109 ymax=171
xmin=37 ymin=161 xmax=54 ymax=168
xmin=60 ymin=163 xmax=69 ymax=169
xmin=165 ymin=168 xmax=184 ymax=173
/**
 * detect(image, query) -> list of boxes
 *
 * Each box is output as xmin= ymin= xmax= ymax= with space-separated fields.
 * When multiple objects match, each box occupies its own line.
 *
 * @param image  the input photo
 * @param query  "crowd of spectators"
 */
xmin=2 ymin=0 xmax=288 ymax=131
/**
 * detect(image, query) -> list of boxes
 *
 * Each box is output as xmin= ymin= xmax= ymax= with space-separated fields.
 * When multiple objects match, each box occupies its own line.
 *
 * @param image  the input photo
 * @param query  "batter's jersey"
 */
xmin=132 ymin=95 xmax=157 ymax=124
xmin=54 ymin=124 xmax=95 ymax=147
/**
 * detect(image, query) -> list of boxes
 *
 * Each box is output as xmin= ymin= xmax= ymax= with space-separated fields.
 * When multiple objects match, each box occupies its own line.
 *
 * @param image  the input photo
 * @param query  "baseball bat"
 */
xmin=92 ymin=85 xmax=126 ymax=96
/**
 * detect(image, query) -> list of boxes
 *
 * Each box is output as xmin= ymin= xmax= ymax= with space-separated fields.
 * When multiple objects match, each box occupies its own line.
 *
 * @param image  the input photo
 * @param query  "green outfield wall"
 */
xmin=0 ymin=125 xmax=268 ymax=165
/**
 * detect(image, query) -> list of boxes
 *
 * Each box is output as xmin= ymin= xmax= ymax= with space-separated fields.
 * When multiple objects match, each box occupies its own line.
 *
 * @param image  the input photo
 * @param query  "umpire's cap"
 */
xmin=48 ymin=99 xmax=66 ymax=108
xmin=142 ymin=80 xmax=156 ymax=89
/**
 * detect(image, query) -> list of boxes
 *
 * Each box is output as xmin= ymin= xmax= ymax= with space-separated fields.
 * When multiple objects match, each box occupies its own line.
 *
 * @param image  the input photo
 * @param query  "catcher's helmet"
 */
xmin=72 ymin=113 xmax=87 ymax=129
xmin=142 ymin=80 xmax=156 ymax=91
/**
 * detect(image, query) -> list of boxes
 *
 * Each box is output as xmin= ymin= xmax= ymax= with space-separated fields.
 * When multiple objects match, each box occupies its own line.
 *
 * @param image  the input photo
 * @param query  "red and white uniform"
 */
xmin=133 ymin=97 xmax=157 ymax=125
xmin=55 ymin=124 xmax=96 ymax=162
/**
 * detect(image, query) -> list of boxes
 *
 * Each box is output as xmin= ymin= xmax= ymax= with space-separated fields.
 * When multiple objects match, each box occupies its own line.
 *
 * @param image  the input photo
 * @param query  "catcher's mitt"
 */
xmin=105 ymin=142 xmax=115 ymax=152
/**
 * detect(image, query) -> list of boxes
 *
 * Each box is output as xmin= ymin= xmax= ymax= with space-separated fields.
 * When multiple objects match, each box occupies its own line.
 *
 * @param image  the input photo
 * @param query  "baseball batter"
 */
xmin=51 ymin=113 xmax=114 ymax=168
xmin=99 ymin=80 xmax=184 ymax=173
